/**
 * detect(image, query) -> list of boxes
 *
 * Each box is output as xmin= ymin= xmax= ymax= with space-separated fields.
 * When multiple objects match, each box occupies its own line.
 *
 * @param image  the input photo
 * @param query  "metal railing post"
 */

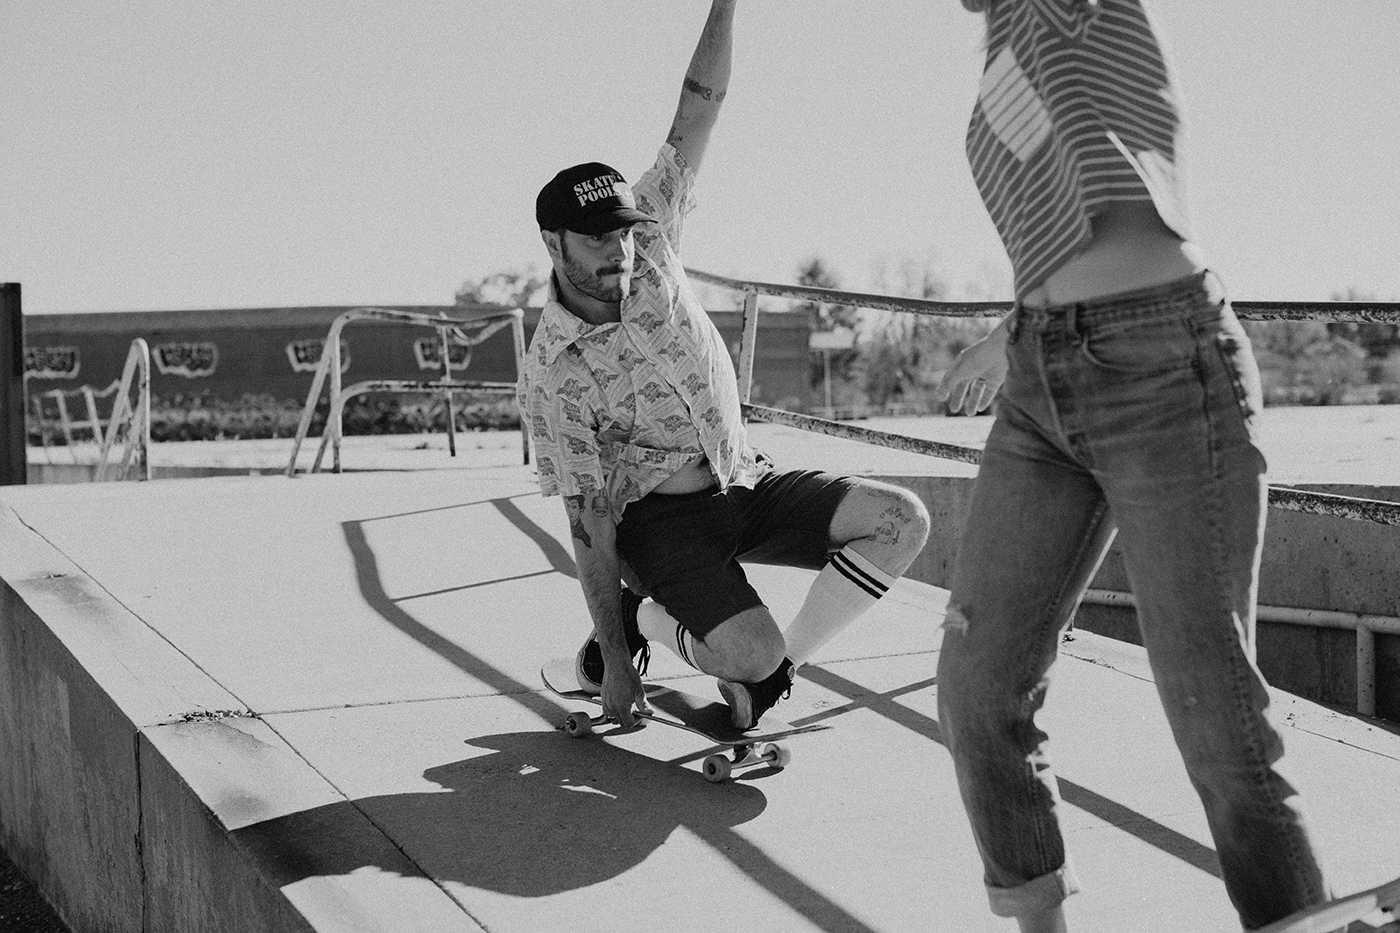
xmin=53 ymin=391 xmax=77 ymax=447
xmin=439 ymin=322 xmax=457 ymax=457
xmin=330 ymin=327 xmax=345 ymax=473
xmin=1358 ymin=625 xmax=1377 ymax=718
xmin=95 ymin=339 xmax=151 ymax=482
xmin=287 ymin=321 xmax=344 ymax=477
xmin=736 ymin=287 xmax=759 ymax=409
xmin=131 ymin=340 xmax=151 ymax=480
xmin=511 ymin=311 xmax=530 ymax=465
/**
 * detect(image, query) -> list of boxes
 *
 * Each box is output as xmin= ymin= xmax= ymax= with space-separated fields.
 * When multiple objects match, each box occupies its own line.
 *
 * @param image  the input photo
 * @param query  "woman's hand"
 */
xmin=935 ymin=318 xmax=1011 ymax=415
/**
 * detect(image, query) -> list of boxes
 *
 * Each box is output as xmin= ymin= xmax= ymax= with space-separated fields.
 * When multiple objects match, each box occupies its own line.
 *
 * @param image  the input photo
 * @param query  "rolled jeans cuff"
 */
xmin=987 ymin=861 xmax=1081 ymax=918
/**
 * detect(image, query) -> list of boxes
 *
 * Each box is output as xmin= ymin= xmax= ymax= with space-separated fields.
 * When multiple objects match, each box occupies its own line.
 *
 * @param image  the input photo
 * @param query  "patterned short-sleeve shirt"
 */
xmin=967 ymin=0 xmax=1194 ymax=297
xmin=519 ymin=145 xmax=765 ymax=517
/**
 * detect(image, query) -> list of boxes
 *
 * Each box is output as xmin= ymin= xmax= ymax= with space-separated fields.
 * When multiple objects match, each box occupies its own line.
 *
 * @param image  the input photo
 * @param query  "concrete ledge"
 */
xmin=0 ymin=507 xmax=478 ymax=933
xmin=0 ymin=557 xmax=144 ymax=932
xmin=138 ymin=716 xmax=483 ymax=933
xmin=0 ymin=503 xmax=240 ymax=931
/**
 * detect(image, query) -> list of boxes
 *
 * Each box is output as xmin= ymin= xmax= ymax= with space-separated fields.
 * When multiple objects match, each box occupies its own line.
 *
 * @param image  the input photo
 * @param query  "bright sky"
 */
xmin=3 ymin=2 xmax=1398 ymax=315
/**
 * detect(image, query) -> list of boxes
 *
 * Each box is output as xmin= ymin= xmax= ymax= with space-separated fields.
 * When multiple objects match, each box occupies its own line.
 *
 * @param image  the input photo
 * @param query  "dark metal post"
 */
xmin=1 ymin=284 xmax=25 ymax=485
xmin=438 ymin=323 xmax=457 ymax=457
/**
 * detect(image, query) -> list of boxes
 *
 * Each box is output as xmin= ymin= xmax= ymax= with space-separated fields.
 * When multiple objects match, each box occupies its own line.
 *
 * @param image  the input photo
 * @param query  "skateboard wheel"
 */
xmin=702 ymin=754 xmax=732 ymax=783
xmin=564 ymin=711 xmax=594 ymax=737
xmin=759 ymin=742 xmax=791 ymax=769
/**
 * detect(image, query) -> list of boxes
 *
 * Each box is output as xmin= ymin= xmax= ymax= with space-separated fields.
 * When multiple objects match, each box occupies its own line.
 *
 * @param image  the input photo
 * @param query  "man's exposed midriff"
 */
xmin=652 ymin=453 xmax=716 ymax=494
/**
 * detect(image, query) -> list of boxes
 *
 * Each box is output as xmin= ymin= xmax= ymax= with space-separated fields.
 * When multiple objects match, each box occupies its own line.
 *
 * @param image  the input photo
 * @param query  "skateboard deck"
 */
xmin=1256 ymin=873 xmax=1400 ymax=933
xmin=541 ymin=657 xmax=829 ymax=782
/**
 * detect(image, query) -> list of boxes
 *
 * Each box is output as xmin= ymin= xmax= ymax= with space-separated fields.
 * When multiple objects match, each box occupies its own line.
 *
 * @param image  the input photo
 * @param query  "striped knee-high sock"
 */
xmin=636 ymin=599 xmax=701 ymax=671
xmin=783 ymin=546 xmax=896 ymax=666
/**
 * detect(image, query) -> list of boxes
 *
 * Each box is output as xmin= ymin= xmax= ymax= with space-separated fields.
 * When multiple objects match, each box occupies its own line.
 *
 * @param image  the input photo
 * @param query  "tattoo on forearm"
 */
xmin=683 ymin=77 xmax=726 ymax=103
xmin=565 ymin=495 xmax=592 ymax=549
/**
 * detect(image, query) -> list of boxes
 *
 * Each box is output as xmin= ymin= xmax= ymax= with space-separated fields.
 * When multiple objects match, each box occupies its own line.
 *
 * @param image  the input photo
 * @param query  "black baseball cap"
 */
xmin=535 ymin=162 xmax=657 ymax=235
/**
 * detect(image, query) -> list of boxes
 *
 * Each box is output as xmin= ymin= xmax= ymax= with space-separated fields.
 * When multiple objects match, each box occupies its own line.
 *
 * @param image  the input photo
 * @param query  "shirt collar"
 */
xmin=535 ymin=274 xmax=612 ymax=366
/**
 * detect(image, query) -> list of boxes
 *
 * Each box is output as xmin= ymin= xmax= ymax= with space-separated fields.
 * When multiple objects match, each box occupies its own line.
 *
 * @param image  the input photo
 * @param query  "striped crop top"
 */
xmin=966 ymin=0 xmax=1193 ymax=296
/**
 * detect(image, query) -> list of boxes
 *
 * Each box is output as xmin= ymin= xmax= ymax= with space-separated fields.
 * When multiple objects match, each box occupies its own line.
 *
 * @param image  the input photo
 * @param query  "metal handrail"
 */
xmin=286 ymin=306 xmax=528 ymax=476
xmin=691 ymin=268 xmax=1400 ymax=527
xmin=30 ymin=378 xmax=120 ymax=451
xmin=1082 ymin=588 xmax=1400 ymax=717
xmin=688 ymin=268 xmax=1400 ymax=324
xmin=95 ymin=339 xmax=151 ymax=482
xmin=742 ymin=404 xmax=1400 ymax=527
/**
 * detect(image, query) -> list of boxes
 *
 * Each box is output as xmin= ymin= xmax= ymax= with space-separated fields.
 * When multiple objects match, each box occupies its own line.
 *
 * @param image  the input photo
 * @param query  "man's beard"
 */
xmin=561 ymin=241 xmax=630 ymax=303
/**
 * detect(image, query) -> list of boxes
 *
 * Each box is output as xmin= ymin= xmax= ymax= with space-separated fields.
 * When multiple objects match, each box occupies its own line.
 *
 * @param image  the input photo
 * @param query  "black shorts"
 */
xmin=615 ymin=469 xmax=856 ymax=638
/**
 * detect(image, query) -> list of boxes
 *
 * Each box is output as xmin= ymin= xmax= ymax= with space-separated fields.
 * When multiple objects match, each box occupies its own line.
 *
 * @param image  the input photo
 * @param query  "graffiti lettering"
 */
xmin=285 ymin=338 xmax=351 ymax=374
xmin=24 ymin=346 xmax=80 ymax=380
xmin=414 ymin=338 xmax=472 ymax=372
xmin=153 ymin=342 xmax=218 ymax=378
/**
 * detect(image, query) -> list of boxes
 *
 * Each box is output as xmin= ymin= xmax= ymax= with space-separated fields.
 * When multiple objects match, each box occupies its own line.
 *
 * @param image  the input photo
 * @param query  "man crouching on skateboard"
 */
xmin=519 ymin=0 xmax=929 ymax=731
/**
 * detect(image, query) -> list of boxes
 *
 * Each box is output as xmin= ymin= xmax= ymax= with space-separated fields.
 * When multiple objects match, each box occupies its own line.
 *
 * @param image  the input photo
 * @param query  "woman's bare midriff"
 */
xmin=652 ymin=453 xmax=716 ymax=494
xmin=1019 ymin=202 xmax=1206 ymax=308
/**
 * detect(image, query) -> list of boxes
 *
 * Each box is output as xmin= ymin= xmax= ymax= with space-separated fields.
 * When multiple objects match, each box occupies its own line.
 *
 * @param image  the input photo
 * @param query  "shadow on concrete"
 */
xmin=234 ymin=730 xmax=764 ymax=897
xmin=796 ymin=665 xmax=1222 ymax=880
xmin=489 ymin=496 xmax=577 ymax=579
xmin=237 ymin=730 xmax=880 ymax=929
xmin=341 ymin=502 xmax=560 ymax=714
xmin=333 ymin=499 xmax=888 ymax=932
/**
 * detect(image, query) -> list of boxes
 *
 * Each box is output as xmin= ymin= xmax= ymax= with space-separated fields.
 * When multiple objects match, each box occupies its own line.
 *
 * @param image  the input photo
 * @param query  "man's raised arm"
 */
xmin=666 ymin=0 xmax=738 ymax=173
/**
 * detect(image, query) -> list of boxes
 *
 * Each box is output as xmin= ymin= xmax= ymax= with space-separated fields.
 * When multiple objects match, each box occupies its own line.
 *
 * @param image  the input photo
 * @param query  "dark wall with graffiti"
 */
xmin=24 ymin=304 xmax=814 ymax=410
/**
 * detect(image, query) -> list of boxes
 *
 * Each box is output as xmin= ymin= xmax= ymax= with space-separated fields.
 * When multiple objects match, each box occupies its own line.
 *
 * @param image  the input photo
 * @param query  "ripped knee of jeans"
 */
xmin=943 ymin=602 xmax=971 ymax=636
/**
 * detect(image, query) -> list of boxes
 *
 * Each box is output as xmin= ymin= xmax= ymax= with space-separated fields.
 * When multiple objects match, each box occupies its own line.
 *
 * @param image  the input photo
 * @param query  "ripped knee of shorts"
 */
xmin=943 ymin=602 xmax=971 ymax=636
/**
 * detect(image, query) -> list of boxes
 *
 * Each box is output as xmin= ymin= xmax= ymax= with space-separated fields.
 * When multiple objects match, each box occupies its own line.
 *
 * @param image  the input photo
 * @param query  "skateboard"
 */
xmin=1256 ymin=874 xmax=1400 ymax=933
xmin=540 ymin=658 xmax=829 ymax=783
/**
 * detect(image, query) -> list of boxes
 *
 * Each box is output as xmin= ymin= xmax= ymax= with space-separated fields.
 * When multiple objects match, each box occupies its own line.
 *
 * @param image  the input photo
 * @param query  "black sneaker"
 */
xmin=718 ymin=658 xmax=795 ymax=730
xmin=575 ymin=588 xmax=650 ymax=694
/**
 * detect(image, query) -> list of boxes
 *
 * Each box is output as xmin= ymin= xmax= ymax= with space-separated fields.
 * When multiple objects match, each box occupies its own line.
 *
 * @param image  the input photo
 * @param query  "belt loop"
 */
xmin=1066 ymin=303 xmax=1082 ymax=342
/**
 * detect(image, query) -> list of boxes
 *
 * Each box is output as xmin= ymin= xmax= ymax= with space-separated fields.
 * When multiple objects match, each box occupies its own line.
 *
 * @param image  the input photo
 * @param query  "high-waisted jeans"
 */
xmin=936 ymin=272 xmax=1330 ymax=929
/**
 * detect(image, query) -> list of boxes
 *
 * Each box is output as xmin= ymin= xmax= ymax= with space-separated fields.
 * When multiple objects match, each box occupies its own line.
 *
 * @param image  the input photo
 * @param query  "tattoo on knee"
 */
xmin=874 ymin=505 xmax=911 ymax=545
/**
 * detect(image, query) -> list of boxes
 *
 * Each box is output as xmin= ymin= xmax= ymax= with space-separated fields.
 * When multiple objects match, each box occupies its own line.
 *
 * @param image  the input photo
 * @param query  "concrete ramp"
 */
xmin=3 ymin=468 xmax=1400 ymax=933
